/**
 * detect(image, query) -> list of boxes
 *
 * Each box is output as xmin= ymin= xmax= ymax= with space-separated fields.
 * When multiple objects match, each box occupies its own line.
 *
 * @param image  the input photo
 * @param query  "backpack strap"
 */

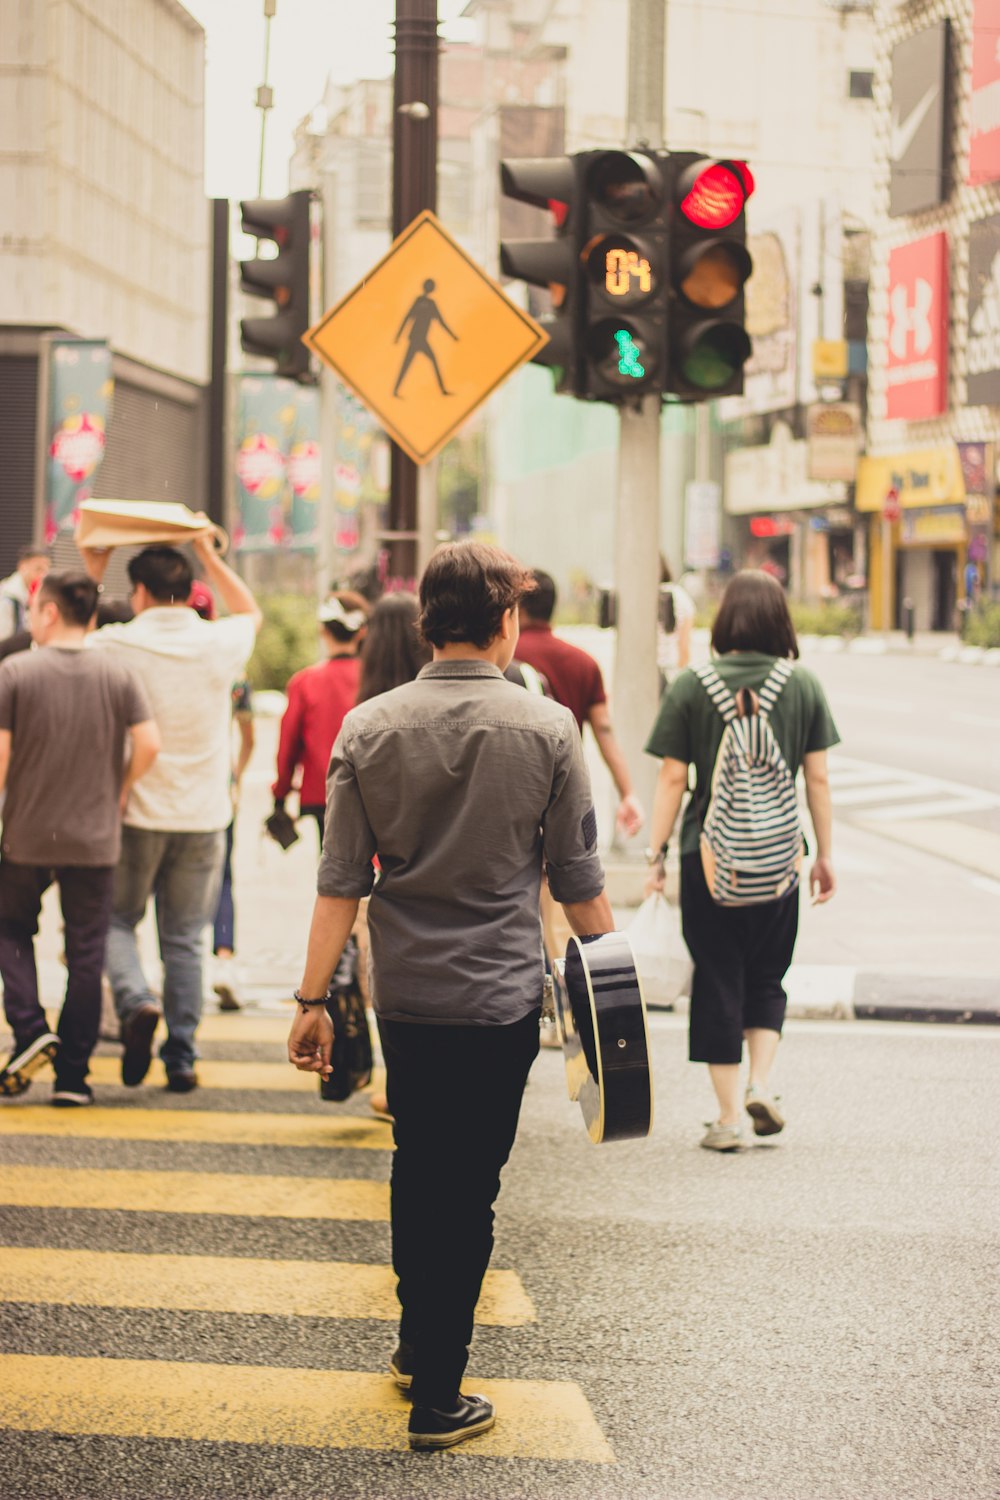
xmin=695 ymin=664 xmax=739 ymax=724
xmin=757 ymin=658 xmax=794 ymax=717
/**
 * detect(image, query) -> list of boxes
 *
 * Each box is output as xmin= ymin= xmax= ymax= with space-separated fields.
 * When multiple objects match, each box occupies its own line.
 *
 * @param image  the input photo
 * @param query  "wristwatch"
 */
xmin=643 ymin=843 xmax=668 ymax=866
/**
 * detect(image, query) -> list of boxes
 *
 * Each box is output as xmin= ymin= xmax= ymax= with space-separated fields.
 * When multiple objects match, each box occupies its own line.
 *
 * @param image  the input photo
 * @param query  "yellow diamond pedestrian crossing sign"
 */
xmin=303 ymin=210 xmax=549 ymax=465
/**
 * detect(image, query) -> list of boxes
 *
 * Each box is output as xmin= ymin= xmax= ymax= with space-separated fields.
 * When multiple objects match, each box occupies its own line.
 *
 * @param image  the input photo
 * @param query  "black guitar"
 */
xmin=552 ymin=931 xmax=653 ymax=1144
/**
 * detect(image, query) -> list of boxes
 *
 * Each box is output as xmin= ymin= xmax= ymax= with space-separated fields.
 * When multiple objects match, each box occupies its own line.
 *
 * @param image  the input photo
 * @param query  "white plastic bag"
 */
xmin=628 ymin=893 xmax=693 ymax=1008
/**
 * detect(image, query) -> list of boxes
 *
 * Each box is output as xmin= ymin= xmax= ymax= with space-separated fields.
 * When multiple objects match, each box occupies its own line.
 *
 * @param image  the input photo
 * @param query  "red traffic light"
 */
xmin=678 ymin=160 xmax=754 ymax=230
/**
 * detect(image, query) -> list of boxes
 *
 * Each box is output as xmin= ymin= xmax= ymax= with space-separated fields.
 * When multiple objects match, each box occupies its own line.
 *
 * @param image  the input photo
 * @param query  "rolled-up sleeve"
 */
xmin=542 ymin=720 xmax=605 ymax=904
xmin=316 ymin=728 xmax=378 ymax=899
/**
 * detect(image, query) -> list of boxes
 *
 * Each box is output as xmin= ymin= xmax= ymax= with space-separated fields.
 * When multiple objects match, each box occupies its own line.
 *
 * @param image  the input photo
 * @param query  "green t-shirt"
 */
xmin=644 ymin=652 xmax=841 ymax=858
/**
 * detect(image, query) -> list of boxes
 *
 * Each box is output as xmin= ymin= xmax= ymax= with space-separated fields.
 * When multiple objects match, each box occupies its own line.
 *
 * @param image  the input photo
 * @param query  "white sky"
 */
xmin=183 ymin=0 xmax=475 ymax=201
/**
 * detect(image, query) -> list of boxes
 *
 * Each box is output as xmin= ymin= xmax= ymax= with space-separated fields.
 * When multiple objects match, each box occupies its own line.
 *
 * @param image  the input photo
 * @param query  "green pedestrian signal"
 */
xmin=615 ymin=328 xmax=645 ymax=379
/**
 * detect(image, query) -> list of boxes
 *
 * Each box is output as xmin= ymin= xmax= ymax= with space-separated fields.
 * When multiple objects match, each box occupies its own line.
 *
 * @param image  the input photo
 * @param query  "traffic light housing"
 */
xmin=577 ymin=149 xmax=668 ymax=402
xmin=239 ymin=189 xmax=312 ymax=380
xmin=498 ymin=156 xmax=580 ymax=394
xmin=664 ymin=155 xmax=753 ymax=399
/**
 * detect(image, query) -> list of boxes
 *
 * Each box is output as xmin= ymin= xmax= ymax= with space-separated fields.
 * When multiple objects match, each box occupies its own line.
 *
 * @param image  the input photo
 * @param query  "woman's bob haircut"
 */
xmin=710 ymin=569 xmax=799 ymax=660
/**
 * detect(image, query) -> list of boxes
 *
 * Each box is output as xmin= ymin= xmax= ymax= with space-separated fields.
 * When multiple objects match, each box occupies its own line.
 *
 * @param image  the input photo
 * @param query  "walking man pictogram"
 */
xmin=393 ymin=280 xmax=458 ymax=398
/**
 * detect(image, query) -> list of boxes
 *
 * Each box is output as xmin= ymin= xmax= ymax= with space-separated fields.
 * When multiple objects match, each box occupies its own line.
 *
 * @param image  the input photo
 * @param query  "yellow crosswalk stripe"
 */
xmin=0 ymin=1165 xmax=389 ymax=1221
xmin=0 ymin=1247 xmax=536 ymax=1325
xmin=86 ymin=1056 xmax=330 ymax=1092
xmin=0 ymin=1106 xmax=391 ymax=1151
xmin=0 ymin=1354 xmax=615 ymax=1462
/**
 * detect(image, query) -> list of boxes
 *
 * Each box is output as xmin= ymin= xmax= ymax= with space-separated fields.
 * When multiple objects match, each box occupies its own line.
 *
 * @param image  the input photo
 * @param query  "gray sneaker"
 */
xmin=745 ymin=1085 xmax=785 ymax=1136
xmin=701 ymin=1120 xmax=746 ymax=1151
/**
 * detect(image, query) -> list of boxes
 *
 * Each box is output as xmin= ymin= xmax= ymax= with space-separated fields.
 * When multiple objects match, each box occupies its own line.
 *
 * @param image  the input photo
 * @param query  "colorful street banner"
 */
xmin=43 ymin=339 xmax=114 ymax=539
xmin=333 ymin=389 xmax=382 ymax=554
xmin=232 ymin=376 xmax=320 ymax=552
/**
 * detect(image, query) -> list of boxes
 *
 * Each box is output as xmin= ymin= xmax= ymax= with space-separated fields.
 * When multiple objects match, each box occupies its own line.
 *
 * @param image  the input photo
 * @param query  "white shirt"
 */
xmin=656 ymin=583 xmax=696 ymax=674
xmin=90 ymin=608 xmax=256 ymax=831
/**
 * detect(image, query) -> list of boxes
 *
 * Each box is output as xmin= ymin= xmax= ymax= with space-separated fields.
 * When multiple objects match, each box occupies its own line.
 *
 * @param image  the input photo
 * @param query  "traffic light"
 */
xmin=577 ymin=149 xmax=668 ymax=402
xmin=498 ymin=156 xmax=580 ymax=394
xmin=664 ymin=155 xmax=754 ymax=399
xmin=239 ymin=189 xmax=312 ymax=380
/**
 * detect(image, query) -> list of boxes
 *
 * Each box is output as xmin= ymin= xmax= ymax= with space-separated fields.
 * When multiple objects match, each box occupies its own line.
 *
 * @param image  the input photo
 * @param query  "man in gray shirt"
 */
xmin=0 ymin=572 xmax=159 ymax=1105
xmin=288 ymin=540 xmax=613 ymax=1452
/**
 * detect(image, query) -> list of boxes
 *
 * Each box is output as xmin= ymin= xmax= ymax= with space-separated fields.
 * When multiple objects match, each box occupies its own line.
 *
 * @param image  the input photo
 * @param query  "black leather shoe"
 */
xmin=120 ymin=1004 xmax=160 ymax=1087
xmin=165 ymin=1067 xmax=198 ymax=1094
xmin=389 ymin=1342 xmax=415 ymax=1391
xmin=408 ymin=1394 xmax=495 ymax=1450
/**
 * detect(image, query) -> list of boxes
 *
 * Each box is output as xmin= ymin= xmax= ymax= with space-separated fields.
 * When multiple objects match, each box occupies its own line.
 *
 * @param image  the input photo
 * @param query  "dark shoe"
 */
xmin=389 ymin=1342 xmax=415 ymax=1391
xmin=165 ymin=1068 xmax=198 ymax=1094
xmin=0 ymin=1032 xmax=60 ymax=1098
xmin=408 ymin=1394 xmax=495 ymax=1451
xmin=121 ymin=1004 xmax=161 ymax=1087
xmin=52 ymin=1079 xmax=94 ymax=1108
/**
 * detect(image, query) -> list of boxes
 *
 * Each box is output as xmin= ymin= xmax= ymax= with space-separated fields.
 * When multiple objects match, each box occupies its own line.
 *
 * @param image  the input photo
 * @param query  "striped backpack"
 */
xmin=696 ymin=658 xmax=803 ymax=907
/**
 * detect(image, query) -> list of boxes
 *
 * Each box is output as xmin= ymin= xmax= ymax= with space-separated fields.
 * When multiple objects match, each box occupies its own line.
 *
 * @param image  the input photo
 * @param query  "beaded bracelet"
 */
xmin=294 ymin=990 xmax=330 ymax=1015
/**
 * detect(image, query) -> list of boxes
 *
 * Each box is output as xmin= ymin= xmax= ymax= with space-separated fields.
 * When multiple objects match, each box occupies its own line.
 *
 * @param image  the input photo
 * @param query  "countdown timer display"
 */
xmin=584 ymin=235 xmax=657 ymax=307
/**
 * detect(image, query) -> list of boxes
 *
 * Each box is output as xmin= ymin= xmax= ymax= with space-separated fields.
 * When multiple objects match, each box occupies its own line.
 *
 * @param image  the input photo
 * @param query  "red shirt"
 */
xmin=514 ymin=621 xmax=606 ymax=731
xmin=273 ymin=655 xmax=360 ymax=808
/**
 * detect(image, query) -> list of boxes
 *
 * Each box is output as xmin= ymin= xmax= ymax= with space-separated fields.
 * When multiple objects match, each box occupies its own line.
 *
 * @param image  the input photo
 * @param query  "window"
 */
xmin=848 ymin=71 xmax=874 ymax=100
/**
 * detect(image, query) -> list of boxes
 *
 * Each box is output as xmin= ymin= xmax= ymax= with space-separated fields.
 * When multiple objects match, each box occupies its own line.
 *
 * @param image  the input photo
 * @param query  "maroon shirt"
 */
xmin=514 ymin=621 xmax=606 ymax=732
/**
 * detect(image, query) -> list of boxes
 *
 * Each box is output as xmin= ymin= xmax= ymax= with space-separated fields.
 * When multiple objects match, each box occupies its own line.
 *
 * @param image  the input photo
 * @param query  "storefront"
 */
xmin=855 ymin=446 xmax=975 ymax=631
xmin=724 ymin=423 xmax=859 ymax=600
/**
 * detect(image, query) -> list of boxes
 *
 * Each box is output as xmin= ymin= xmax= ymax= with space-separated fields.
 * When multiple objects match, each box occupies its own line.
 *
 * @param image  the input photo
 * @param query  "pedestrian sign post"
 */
xmin=303 ymin=211 xmax=549 ymax=465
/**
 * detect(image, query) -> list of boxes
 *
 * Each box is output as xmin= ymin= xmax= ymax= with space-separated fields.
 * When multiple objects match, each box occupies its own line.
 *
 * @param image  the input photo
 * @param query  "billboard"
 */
xmin=969 ymin=0 xmax=1000 ymax=185
xmin=967 ymin=213 xmax=1000 ymax=405
xmin=886 ymin=233 xmax=949 ymax=421
xmin=889 ymin=22 xmax=949 ymax=217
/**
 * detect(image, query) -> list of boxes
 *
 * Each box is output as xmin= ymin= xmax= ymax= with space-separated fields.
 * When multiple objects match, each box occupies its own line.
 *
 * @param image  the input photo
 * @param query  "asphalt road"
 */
xmin=1 ymin=1013 xmax=997 ymax=1499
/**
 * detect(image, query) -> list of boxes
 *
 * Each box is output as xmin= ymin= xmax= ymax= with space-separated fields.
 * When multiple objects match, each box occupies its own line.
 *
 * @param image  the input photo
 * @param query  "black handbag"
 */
xmin=264 ymin=806 xmax=299 ymax=850
xmin=320 ymin=936 xmax=373 ymax=1102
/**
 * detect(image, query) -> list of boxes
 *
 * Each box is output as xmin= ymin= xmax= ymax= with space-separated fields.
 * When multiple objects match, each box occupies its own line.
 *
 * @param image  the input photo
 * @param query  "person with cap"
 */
xmin=272 ymin=591 xmax=370 ymax=848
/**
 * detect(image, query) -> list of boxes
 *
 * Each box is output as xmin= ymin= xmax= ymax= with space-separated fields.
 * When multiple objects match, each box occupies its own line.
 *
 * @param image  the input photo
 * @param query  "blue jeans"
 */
xmin=105 ymin=827 xmax=225 ymax=1073
xmin=213 ymin=821 xmax=235 ymax=954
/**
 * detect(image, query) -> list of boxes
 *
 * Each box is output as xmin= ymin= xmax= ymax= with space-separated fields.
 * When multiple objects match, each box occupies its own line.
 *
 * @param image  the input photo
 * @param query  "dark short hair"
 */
xmin=710 ymin=570 xmax=799 ymax=660
xmin=419 ymin=542 xmax=533 ymax=650
xmin=127 ymin=545 xmax=194 ymax=604
xmin=521 ymin=568 xmax=556 ymax=622
xmin=18 ymin=544 xmax=49 ymax=565
xmin=36 ymin=570 xmax=99 ymax=628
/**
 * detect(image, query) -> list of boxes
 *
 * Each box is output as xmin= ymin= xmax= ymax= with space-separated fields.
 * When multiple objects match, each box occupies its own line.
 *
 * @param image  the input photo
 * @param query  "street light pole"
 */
xmin=255 ymin=0 xmax=276 ymax=197
xmin=387 ymin=0 xmax=439 ymax=587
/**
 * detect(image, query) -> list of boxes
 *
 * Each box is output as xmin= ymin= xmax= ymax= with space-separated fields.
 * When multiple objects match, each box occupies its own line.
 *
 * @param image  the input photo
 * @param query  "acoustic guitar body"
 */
xmin=553 ymin=930 xmax=653 ymax=1144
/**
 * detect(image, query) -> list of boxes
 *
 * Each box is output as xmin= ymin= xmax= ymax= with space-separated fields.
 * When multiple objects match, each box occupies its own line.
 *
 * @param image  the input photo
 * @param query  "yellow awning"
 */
xmin=855 ymin=446 xmax=965 ymax=512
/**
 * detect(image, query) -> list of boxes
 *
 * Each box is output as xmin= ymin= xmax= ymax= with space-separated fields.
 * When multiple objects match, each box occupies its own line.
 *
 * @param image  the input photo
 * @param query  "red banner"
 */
xmin=886 ymin=233 xmax=948 ymax=421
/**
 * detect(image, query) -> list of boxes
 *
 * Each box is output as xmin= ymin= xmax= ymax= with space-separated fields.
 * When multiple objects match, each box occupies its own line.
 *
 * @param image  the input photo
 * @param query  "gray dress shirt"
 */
xmin=317 ymin=659 xmax=605 ymax=1025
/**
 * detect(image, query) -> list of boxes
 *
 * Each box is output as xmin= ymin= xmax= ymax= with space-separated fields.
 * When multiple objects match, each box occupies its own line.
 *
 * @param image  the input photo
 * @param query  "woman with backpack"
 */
xmin=643 ymin=570 xmax=839 ymax=1151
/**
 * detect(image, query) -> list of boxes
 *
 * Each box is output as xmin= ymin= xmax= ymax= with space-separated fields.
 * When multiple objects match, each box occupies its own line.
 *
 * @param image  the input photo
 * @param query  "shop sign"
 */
xmin=720 ymin=210 xmax=798 ymax=417
xmin=957 ymin=440 xmax=994 ymax=525
xmin=889 ymin=22 xmax=949 ymax=217
xmin=969 ymin=0 xmax=1000 ymax=186
xmin=812 ymin=340 xmax=848 ymax=379
xmin=967 ymin=215 xmax=1000 ymax=404
xmin=900 ymin=506 xmax=968 ymax=546
xmin=806 ymin=402 xmax=861 ymax=482
xmin=725 ymin=430 xmax=848 ymax=515
xmin=886 ymin=233 xmax=949 ymax=420
xmin=855 ymin=445 xmax=964 ymax=511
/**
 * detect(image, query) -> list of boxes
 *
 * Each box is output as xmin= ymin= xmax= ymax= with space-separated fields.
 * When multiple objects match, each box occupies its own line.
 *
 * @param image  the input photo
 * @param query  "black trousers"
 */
xmin=680 ymin=851 xmax=798 ymax=1066
xmin=377 ymin=1007 xmax=540 ymax=1407
xmin=0 ymin=859 xmax=115 ymax=1083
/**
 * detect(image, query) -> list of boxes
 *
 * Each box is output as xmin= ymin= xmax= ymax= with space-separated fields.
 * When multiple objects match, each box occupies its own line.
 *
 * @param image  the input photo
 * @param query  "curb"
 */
xmin=646 ymin=965 xmax=1000 ymax=1025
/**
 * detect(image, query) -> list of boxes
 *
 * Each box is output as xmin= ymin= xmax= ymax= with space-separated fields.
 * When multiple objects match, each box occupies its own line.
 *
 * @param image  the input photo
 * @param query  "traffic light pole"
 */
xmin=388 ymin=0 xmax=439 ymax=587
xmin=613 ymin=0 xmax=667 ymax=842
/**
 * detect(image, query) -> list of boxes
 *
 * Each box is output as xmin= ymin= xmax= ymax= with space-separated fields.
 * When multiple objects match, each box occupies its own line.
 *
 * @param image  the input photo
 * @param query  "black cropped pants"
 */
xmin=680 ymin=851 xmax=799 ymax=1066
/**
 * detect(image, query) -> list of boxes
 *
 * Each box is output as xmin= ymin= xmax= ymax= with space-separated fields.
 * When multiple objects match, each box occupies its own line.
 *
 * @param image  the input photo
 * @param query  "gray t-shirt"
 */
xmin=317 ymin=659 xmax=606 ymax=1025
xmin=0 ymin=646 xmax=152 ymax=867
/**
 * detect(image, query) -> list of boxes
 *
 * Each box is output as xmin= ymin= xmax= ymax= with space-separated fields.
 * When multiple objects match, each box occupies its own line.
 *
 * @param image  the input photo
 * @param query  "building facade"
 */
xmin=0 ymin=0 xmax=210 ymax=575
